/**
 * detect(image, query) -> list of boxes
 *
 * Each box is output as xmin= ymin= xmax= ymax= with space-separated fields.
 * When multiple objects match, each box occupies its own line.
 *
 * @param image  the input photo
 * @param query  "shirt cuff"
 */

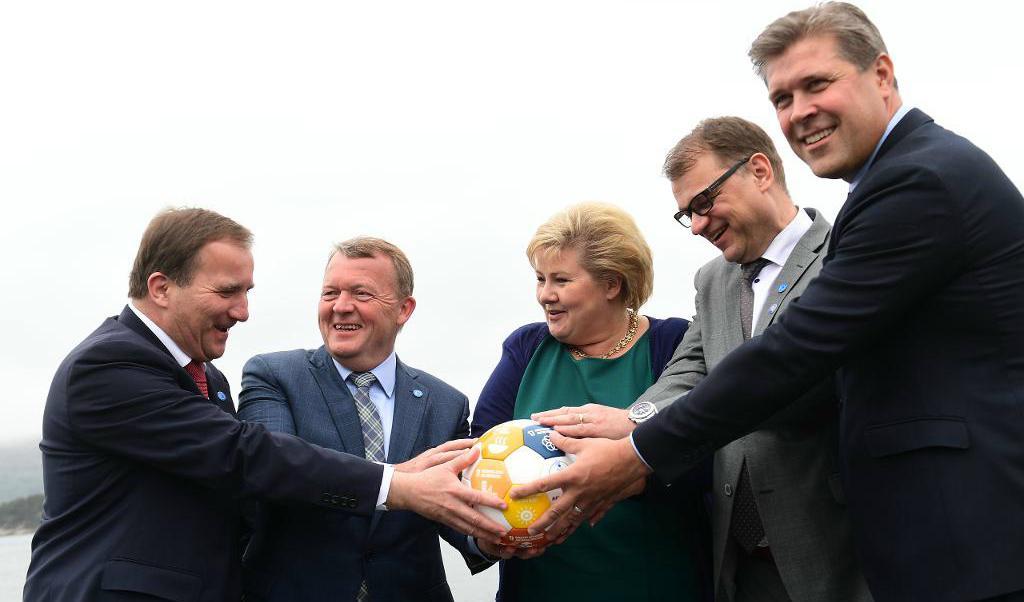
xmin=376 ymin=463 xmax=395 ymax=510
xmin=628 ymin=433 xmax=653 ymax=471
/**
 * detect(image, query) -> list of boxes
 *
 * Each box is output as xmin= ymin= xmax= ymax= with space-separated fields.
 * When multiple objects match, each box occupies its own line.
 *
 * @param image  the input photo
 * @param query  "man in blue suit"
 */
xmin=514 ymin=3 xmax=1024 ymax=601
xmin=239 ymin=237 xmax=490 ymax=602
xmin=24 ymin=210 xmax=505 ymax=602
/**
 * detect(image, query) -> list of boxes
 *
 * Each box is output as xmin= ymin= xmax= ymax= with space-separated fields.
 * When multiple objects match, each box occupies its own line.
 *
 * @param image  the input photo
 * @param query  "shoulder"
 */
xmin=645 ymin=316 xmax=690 ymax=346
xmin=693 ymin=255 xmax=733 ymax=287
xmin=501 ymin=322 xmax=549 ymax=358
xmin=243 ymin=349 xmax=316 ymax=373
xmin=398 ymin=362 xmax=467 ymax=403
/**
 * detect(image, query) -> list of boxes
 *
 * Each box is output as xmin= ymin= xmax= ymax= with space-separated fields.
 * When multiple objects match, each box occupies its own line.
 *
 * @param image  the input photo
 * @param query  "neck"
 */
xmin=570 ymin=307 xmax=636 ymax=359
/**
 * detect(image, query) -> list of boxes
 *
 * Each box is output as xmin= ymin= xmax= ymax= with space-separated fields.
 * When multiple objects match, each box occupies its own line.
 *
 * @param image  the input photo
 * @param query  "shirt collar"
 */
xmin=332 ymin=351 xmax=397 ymax=398
xmin=128 ymin=301 xmax=193 ymax=368
xmin=849 ymin=104 xmax=912 ymax=192
xmin=760 ymin=207 xmax=813 ymax=268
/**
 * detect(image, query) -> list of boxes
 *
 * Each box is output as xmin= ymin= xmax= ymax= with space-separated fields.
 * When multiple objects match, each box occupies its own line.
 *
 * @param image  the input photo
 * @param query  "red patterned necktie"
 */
xmin=184 ymin=360 xmax=209 ymax=399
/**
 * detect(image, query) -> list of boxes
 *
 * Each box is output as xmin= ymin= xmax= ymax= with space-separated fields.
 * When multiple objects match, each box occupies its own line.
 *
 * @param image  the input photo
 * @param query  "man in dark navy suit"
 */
xmin=514 ymin=4 xmax=1024 ymax=601
xmin=23 ymin=208 xmax=505 ymax=602
xmin=238 ymin=237 xmax=490 ymax=601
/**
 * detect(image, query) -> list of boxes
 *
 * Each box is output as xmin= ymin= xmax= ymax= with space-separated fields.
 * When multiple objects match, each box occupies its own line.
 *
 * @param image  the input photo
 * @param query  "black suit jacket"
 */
xmin=634 ymin=109 xmax=1024 ymax=602
xmin=23 ymin=306 xmax=384 ymax=602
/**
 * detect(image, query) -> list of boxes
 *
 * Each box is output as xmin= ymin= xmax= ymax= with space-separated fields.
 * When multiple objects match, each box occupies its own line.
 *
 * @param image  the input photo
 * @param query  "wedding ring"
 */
xmin=572 ymin=504 xmax=585 ymax=515
xmin=577 ymin=413 xmax=585 ymax=424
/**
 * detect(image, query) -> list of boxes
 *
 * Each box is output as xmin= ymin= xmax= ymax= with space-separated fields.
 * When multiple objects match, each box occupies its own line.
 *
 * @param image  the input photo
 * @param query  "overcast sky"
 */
xmin=1 ymin=0 xmax=1020 ymax=444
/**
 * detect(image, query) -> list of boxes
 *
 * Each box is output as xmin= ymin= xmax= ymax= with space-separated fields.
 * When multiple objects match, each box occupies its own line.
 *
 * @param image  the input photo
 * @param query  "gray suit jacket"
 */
xmin=637 ymin=209 xmax=870 ymax=602
xmin=237 ymin=347 xmax=486 ymax=602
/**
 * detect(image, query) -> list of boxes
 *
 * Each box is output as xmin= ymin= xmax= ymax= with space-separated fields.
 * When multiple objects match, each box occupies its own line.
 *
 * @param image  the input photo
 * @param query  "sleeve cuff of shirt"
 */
xmin=629 ymin=433 xmax=653 ymax=471
xmin=376 ymin=463 xmax=395 ymax=510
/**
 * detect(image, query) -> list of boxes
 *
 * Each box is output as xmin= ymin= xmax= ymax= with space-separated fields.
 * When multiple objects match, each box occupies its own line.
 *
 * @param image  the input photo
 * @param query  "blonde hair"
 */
xmin=526 ymin=202 xmax=653 ymax=310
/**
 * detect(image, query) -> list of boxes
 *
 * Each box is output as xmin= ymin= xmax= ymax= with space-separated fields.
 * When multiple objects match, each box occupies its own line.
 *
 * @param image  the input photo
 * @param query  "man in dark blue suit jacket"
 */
xmin=515 ymin=4 xmax=1024 ymax=601
xmin=24 ymin=209 xmax=505 ymax=602
xmin=239 ymin=237 xmax=489 ymax=602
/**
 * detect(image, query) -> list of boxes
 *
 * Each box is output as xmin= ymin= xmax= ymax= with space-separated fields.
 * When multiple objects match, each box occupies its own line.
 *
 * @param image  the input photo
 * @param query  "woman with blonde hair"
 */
xmin=471 ymin=202 xmax=710 ymax=601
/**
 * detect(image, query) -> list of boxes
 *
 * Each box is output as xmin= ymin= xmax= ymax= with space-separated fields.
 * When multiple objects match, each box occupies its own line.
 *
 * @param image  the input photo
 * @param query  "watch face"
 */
xmin=630 ymin=401 xmax=656 ymax=422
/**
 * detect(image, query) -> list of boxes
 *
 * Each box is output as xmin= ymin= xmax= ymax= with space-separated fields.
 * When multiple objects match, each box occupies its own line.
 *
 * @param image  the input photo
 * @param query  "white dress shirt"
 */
xmin=749 ymin=208 xmax=813 ymax=333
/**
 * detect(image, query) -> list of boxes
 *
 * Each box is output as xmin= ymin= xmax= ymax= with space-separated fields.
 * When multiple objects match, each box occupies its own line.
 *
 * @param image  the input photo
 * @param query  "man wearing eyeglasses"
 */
xmin=536 ymin=116 xmax=868 ymax=602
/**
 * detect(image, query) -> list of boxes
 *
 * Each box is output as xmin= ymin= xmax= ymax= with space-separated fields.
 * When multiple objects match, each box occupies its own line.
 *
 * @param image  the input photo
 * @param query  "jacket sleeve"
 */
xmin=237 ymin=354 xmax=298 ymax=436
xmin=471 ymin=325 xmax=541 ymax=437
xmin=634 ymin=165 xmax=962 ymax=483
xmin=66 ymin=341 xmax=383 ymax=516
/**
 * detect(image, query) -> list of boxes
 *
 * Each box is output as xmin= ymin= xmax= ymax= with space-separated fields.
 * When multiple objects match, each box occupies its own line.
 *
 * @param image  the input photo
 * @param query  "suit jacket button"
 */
xmin=724 ymin=484 xmax=733 ymax=496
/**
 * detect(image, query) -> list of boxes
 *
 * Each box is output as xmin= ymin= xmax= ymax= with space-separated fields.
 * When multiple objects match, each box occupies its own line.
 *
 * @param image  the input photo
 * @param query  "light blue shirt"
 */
xmin=332 ymin=351 xmax=398 ymax=459
xmin=848 ymin=104 xmax=912 ymax=191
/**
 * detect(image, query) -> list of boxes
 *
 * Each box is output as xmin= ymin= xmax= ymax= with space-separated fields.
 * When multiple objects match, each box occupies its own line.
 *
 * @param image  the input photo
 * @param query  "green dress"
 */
xmin=510 ymin=332 xmax=701 ymax=601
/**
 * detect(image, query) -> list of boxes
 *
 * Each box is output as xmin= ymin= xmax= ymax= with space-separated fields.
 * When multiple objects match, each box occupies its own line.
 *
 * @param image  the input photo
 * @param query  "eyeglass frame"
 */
xmin=673 ymin=155 xmax=753 ymax=228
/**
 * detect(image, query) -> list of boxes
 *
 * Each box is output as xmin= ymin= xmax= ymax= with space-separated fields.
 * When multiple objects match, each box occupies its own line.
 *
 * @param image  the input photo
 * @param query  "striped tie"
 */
xmin=349 ymin=371 xmax=384 ymax=602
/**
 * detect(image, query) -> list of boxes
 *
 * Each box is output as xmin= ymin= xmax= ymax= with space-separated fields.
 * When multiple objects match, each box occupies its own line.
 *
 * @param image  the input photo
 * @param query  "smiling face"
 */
xmin=318 ymin=253 xmax=415 ymax=372
xmin=766 ymin=34 xmax=898 ymax=181
xmin=672 ymin=152 xmax=790 ymax=264
xmin=162 ymin=240 xmax=254 ymax=362
xmin=534 ymin=246 xmax=621 ymax=346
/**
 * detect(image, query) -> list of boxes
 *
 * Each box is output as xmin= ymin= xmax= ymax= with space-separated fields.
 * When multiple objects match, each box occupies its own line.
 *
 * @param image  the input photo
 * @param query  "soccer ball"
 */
xmin=462 ymin=419 xmax=574 ymax=548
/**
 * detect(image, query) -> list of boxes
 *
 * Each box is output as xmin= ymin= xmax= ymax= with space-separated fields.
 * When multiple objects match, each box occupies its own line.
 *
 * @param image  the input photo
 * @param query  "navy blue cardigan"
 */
xmin=471 ymin=316 xmax=689 ymax=436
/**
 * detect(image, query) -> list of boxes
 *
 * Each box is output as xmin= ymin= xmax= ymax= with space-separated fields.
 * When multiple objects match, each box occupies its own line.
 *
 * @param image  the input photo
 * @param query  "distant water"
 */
xmin=0 ymin=535 xmax=497 ymax=601
xmin=1 ymin=534 xmax=31 ymax=600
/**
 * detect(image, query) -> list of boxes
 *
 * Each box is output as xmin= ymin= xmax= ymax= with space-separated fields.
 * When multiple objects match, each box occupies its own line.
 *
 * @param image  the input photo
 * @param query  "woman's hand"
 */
xmin=532 ymin=403 xmax=635 ymax=439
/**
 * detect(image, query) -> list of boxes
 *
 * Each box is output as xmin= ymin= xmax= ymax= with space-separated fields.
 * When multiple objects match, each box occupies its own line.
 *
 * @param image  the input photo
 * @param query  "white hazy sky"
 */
xmin=2 ymin=1 xmax=1021 ymax=443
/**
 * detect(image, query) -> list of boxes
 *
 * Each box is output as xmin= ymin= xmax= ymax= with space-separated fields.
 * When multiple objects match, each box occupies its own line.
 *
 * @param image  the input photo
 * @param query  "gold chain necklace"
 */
xmin=568 ymin=310 xmax=639 ymax=360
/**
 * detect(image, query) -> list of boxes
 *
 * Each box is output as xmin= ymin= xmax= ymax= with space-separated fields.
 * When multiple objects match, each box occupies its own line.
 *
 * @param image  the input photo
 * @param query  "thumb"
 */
xmin=548 ymin=430 xmax=584 ymax=454
xmin=446 ymin=446 xmax=480 ymax=474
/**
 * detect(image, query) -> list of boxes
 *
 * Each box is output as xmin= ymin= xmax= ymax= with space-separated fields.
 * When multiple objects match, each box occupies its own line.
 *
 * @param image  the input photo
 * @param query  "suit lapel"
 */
xmin=388 ymin=360 xmax=427 ymax=464
xmin=723 ymin=267 xmax=747 ymax=348
xmin=308 ymin=346 xmax=365 ymax=457
xmin=756 ymin=209 xmax=831 ymax=334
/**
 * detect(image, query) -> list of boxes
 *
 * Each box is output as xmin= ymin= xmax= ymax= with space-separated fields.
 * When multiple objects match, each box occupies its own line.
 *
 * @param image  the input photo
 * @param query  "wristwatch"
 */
xmin=627 ymin=401 xmax=658 ymax=424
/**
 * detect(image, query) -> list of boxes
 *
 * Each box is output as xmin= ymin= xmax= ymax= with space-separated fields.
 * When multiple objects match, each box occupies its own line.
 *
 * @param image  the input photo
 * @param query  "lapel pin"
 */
xmin=768 ymin=303 xmax=778 ymax=314
xmin=217 ymin=391 xmax=227 ymax=401
xmin=412 ymin=389 xmax=423 ymax=398
xmin=777 ymin=283 xmax=788 ymax=293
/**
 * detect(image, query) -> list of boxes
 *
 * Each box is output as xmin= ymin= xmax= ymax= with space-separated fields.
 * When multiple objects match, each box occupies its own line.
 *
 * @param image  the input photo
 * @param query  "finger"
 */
xmin=551 ymin=424 xmax=594 ymax=438
xmin=508 ymin=468 xmax=572 ymax=499
xmin=547 ymin=430 xmax=586 ymax=454
xmin=531 ymin=405 xmax=582 ymax=420
xmin=433 ymin=438 xmax=477 ymax=453
xmin=450 ymin=505 xmax=507 ymax=538
xmin=454 ymin=483 xmax=507 ymax=510
xmin=533 ymin=413 xmax=583 ymax=427
xmin=421 ymin=449 xmax=467 ymax=468
xmin=524 ymin=493 xmax=574 ymax=534
xmin=445 ymin=447 xmax=480 ymax=474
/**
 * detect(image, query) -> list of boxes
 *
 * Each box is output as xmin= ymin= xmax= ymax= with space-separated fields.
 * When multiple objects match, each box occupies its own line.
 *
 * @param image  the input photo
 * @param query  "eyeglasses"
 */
xmin=674 ymin=155 xmax=752 ymax=228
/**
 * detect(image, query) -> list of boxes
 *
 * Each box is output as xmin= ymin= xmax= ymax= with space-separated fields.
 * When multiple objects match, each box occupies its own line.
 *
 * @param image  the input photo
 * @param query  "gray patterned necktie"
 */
xmin=732 ymin=258 xmax=771 ymax=553
xmin=349 ymin=371 xmax=385 ymax=464
xmin=349 ymin=371 xmax=384 ymax=602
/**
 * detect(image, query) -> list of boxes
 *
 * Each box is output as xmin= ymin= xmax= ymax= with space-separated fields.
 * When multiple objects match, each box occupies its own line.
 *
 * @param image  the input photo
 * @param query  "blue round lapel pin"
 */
xmin=217 ymin=391 xmax=227 ymax=401
xmin=412 ymin=389 xmax=424 ymax=398
xmin=777 ymin=283 xmax=788 ymax=293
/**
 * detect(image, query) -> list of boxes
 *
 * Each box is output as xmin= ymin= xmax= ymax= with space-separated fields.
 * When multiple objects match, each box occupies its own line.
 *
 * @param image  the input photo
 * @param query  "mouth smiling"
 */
xmin=707 ymin=225 xmax=728 ymax=245
xmin=333 ymin=323 xmax=362 ymax=332
xmin=801 ymin=126 xmax=836 ymax=146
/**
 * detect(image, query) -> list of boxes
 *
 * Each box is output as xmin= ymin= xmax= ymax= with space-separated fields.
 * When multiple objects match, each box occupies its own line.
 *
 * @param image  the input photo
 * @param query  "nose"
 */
xmin=537 ymin=281 xmax=557 ymax=305
xmin=230 ymin=294 xmax=250 ymax=323
xmin=332 ymin=291 xmax=355 ymax=314
xmin=690 ymin=213 xmax=711 ymax=237
xmin=789 ymin=91 xmax=817 ymax=125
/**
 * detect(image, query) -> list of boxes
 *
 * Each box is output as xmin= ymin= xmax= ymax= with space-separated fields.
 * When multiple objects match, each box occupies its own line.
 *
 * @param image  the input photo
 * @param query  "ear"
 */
xmin=147 ymin=273 xmax=172 ymax=309
xmin=396 ymin=296 xmax=417 ymax=326
xmin=604 ymin=275 xmax=623 ymax=301
xmin=748 ymin=153 xmax=775 ymax=193
xmin=874 ymin=53 xmax=897 ymax=96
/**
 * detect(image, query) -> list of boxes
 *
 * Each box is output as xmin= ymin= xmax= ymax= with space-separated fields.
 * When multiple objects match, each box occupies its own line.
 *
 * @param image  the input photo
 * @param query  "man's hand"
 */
xmin=394 ymin=438 xmax=476 ymax=473
xmin=532 ymin=404 xmax=635 ymax=439
xmin=387 ymin=447 xmax=508 ymax=545
xmin=476 ymin=537 xmax=548 ymax=561
xmin=508 ymin=432 xmax=650 ymax=540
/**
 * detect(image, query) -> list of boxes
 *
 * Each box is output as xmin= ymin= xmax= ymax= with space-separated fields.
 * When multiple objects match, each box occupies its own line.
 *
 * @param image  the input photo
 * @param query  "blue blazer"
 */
xmin=238 ymin=347 xmax=487 ymax=602
xmin=634 ymin=109 xmax=1024 ymax=601
xmin=24 ymin=307 xmax=383 ymax=602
